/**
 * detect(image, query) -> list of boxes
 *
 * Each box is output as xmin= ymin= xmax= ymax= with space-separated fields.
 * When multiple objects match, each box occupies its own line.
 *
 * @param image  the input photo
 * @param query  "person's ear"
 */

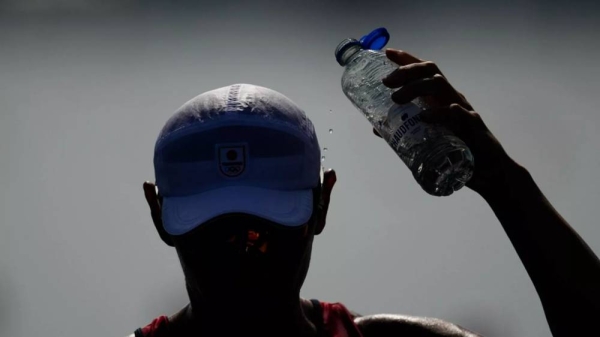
xmin=315 ymin=169 xmax=336 ymax=235
xmin=143 ymin=181 xmax=174 ymax=247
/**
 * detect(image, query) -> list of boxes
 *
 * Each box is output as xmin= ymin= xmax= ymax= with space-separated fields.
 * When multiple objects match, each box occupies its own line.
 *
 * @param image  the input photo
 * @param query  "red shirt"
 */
xmin=134 ymin=300 xmax=363 ymax=337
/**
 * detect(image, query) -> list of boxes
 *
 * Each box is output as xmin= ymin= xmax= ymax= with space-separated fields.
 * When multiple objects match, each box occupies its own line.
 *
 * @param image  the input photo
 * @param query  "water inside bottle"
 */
xmin=340 ymin=49 xmax=474 ymax=196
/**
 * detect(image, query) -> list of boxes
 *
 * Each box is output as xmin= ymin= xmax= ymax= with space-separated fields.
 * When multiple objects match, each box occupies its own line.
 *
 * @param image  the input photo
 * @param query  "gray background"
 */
xmin=1 ymin=1 xmax=599 ymax=336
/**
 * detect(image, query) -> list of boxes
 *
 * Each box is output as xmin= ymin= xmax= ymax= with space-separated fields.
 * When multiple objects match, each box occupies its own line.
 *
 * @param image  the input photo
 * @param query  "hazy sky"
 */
xmin=1 ymin=1 xmax=599 ymax=337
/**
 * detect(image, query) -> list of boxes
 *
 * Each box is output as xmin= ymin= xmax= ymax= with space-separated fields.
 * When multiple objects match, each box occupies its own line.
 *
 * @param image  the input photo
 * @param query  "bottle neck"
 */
xmin=340 ymin=45 xmax=363 ymax=66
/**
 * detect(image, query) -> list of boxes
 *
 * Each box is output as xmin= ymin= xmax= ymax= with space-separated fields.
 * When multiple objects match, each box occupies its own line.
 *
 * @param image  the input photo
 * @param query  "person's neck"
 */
xmin=170 ymin=296 xmax=319 ymax=337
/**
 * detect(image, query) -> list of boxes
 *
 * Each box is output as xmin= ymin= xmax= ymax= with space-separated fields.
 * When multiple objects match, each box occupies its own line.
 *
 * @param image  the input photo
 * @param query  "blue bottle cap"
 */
xmin=359 ymin=27 xmax=390 ymax=50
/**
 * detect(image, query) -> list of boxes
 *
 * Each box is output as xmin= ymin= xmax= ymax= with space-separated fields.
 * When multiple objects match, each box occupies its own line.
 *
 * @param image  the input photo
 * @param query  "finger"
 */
xmin=384 ymin=48 xmax=424 ymax=66
xmin=382 ymin=61 xmax=445 ymax=88
xmin=391 ymin=74 xmax=465 ymax=106
xmin=419 ymin=104 xmax=474 ymax=136
xmin=373 ymin=127 xmax=383 ymax=138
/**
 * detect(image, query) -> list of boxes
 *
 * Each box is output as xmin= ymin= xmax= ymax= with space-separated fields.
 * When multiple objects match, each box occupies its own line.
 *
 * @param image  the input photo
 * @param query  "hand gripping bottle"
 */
xmin=335 ymin=27 xmax=474 ymax=196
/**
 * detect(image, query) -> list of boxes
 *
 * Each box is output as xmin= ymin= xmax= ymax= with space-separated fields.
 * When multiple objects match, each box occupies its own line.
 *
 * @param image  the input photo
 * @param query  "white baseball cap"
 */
xmin=154 ymin=83 xmax=322 ymax=235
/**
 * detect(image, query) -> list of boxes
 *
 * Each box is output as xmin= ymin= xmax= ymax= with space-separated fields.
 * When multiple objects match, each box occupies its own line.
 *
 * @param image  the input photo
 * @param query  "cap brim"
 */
xmin=161 ymin=186 xmax=314 ymax=235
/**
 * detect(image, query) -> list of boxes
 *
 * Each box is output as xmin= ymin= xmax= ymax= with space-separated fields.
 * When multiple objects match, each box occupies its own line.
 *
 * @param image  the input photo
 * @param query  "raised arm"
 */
xmin=379 ymin=48 xmax=600 ymax=336
xmin=478 ymin=159 xmax=600 ymax=336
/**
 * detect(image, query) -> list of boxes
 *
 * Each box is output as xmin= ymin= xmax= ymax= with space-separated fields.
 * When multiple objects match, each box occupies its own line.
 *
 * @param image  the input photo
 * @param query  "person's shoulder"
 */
xmin=354 ymin=313 xmax=484 ymax=337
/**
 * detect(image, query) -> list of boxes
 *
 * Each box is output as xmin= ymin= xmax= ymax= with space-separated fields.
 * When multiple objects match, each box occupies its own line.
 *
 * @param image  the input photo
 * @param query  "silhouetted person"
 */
xmin=130 ymin=49 xmax=600 ymax=337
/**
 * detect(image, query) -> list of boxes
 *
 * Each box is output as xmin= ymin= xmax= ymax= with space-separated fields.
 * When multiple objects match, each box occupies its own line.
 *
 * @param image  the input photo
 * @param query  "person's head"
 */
xmin=143 ymin=84 xmax=336 ymax=311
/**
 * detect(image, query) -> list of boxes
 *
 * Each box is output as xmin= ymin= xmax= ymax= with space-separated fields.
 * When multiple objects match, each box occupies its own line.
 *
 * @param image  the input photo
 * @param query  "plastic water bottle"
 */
xmin=335 ymin=27 xmax=474 ymax=196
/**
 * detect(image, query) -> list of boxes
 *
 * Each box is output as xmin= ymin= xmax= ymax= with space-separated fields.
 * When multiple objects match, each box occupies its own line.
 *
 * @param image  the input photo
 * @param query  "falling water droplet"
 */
xmin=329 ymin=129 xmax=333 ymax=134
xmin=321 ymin=156 xmax=326 ymax=162
xmin=323 ymin=147 xmax=328 ymax=152
xmin=329 ymin=109 xmax=332 ymax=113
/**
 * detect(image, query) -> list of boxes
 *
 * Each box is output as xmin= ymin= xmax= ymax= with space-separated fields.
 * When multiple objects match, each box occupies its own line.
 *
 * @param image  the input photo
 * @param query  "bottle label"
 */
xmin=387 ymin=103 xmax=426 ymax=151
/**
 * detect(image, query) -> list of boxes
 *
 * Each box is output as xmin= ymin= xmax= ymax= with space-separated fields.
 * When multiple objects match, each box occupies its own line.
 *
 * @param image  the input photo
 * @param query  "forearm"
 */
xmin=479 ymin=160 xmax=600 ymax=336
